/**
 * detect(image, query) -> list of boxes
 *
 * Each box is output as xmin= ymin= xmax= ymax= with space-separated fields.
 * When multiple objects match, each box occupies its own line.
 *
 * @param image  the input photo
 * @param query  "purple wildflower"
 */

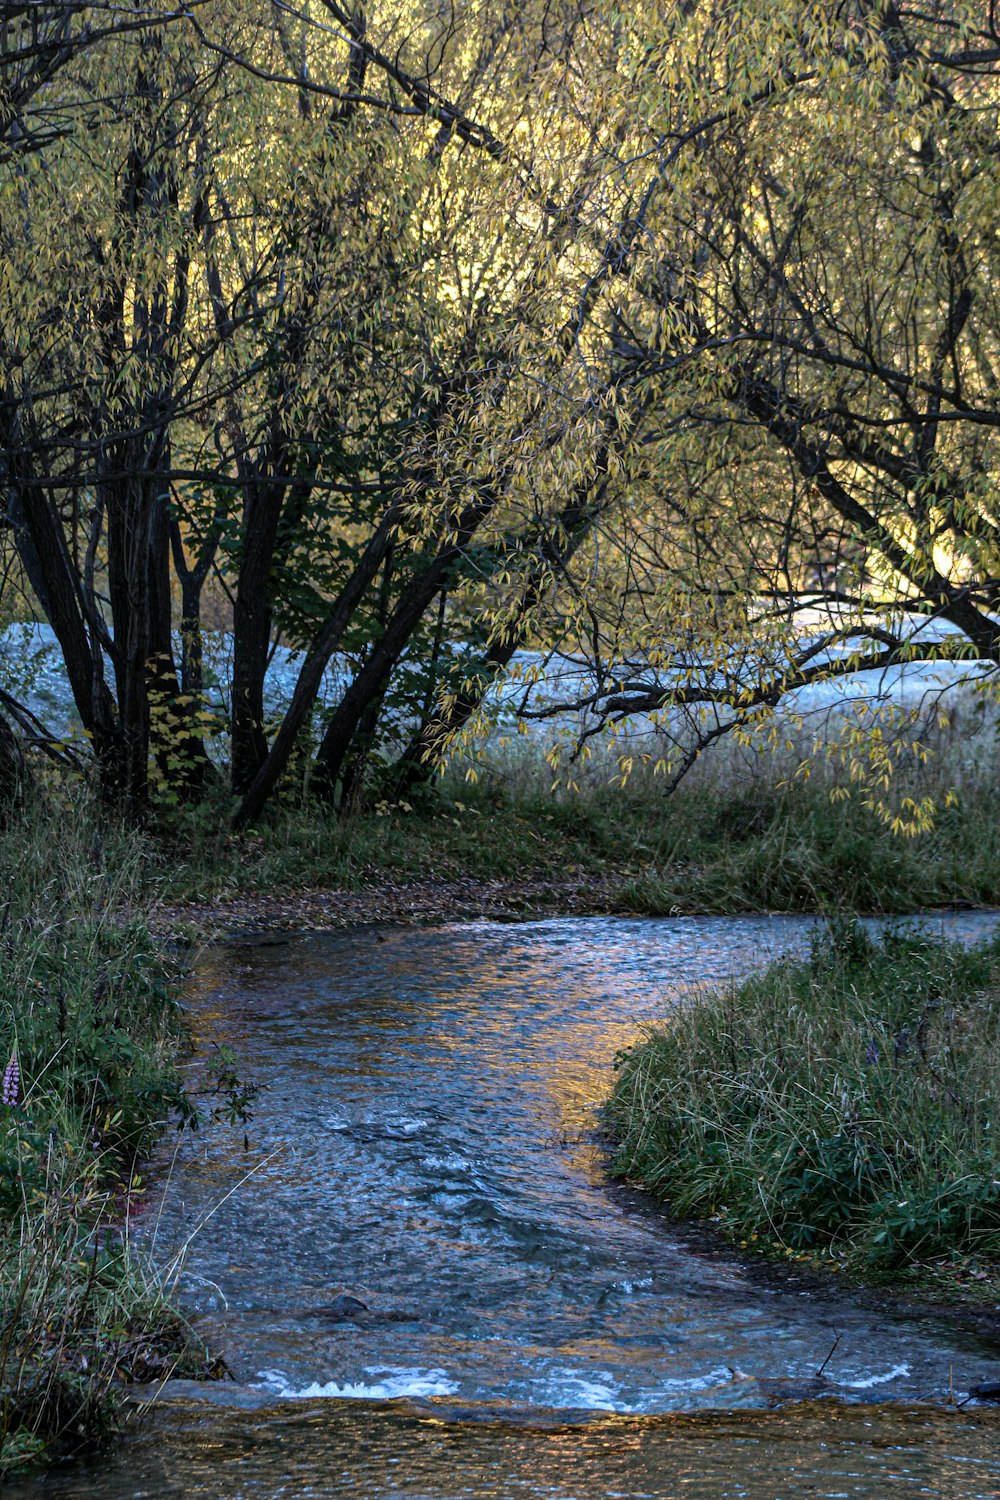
xmin=3 ymin=1050 xmax=19 ymax=1107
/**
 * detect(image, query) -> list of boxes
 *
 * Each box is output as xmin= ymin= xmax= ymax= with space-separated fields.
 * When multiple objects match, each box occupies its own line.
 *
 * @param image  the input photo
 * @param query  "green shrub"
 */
xmin=609 ymin=923 xmax=1000 ymax=1276
xmin=0 ymin=792 xmax=207 ymax=1473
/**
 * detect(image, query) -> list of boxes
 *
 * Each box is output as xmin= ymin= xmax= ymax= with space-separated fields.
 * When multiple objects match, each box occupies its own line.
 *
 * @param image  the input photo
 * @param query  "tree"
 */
xmin=4 ymin=0 xmax=998 ymax=821
xmin=495 ymin=1 xmax=1000 ymax=805
xmin=0 ymin=708 xmax=26 ymax=813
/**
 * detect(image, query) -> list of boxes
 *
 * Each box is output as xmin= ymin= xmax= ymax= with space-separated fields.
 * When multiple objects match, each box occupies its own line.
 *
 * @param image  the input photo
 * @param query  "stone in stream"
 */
xmin=324 ymin=1293 xmax=370 ymax=1320
xmin=315 ymin=1293 xmax=422 ymax=1326
xmin=966 ymin=1381 xmax=1000 ymax=1403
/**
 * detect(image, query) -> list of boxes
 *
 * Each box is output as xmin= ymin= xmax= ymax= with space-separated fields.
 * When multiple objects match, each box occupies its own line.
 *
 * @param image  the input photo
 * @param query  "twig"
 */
xmin=816 ymin=1331 xmax=841 ymax=1378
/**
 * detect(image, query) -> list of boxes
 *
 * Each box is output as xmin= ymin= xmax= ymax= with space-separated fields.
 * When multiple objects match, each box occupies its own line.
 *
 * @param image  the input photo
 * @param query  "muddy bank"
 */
xmin=151 ymin=870 xmax=631 ymax=941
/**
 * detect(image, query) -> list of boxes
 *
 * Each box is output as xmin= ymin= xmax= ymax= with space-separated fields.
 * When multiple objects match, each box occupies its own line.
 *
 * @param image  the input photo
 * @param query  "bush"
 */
xmin=609 ymin=922 xmax=1000 ymax=1276
xmin=0 ymin=793 xmax=206 ymax=1474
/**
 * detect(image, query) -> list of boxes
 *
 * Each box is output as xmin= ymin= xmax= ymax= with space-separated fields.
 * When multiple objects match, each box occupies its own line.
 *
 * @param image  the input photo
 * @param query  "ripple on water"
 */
xmin=8 ymin=1400 xmax=1000 ymax=1500
xmin=60 ymin=912 xmax=1000 ymax=1499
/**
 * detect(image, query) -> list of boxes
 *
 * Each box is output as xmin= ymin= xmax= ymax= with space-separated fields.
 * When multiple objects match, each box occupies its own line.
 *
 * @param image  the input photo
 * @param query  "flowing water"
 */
xmin=13 ymin=914 xmax=1000 ymax=1498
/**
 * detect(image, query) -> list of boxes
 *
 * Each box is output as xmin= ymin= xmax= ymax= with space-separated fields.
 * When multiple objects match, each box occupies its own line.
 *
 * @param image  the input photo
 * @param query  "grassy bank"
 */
xmin=609 ymin=923 xmax=1000 ymax=1297
xmin=155 ymin=767 xmax=1000 ymax=918
xmin=1 ymin=751 xmax=994 ymax=1476
xmin=0 ymin=798 xmax=212 ymax=1476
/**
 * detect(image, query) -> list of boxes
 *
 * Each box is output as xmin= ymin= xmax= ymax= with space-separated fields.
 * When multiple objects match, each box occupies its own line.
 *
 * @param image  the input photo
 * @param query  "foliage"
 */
xmin=609 ymin=922 xmax=1000 ymax=1278
xmin=3 ymin=2 xmax=1000 ymax=821
xmin=0 ymin=794 xmax=213 ymax=1472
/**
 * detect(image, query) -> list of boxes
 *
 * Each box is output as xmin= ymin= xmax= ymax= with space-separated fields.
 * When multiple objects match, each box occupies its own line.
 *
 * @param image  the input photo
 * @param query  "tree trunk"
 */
xmin=230 ymin=478 xmax=285 ymax=794
xmin=388 ymin=465 xmax=615 ymax=794
xmin=149 ymin=487 xmax=212 ymax=794
xmin=231 ymin=500 xmax=401 ymax=828
xmin=310 ymin=491 xmax=497 ymax=805
xmin=0 ymin=712 xmax=27 ymax=817
xmin=2 ymin=415 xmax=122 ymax=785
xmin=336 ymin=691 xmax=386 ymax=813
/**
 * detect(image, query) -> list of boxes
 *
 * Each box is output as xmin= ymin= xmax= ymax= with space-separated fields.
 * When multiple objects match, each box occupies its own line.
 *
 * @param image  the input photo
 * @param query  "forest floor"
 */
xmin=151 ymin=768 xmax=1000 ymax=940
xmin=151 ymin=869 xmax=625 ymax=940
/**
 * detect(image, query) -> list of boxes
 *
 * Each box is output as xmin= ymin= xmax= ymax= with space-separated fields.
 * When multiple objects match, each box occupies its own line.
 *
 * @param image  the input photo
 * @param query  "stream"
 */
xmin=13 ymin=913 xmax=1000 ymax=1497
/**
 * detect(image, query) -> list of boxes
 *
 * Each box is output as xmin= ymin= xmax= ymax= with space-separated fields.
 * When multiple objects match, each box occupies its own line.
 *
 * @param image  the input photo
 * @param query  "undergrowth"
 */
xmin=609 ymin=922 xmax=1000 ymax=1286
xmin=155 ymin=765 xmax=1000 ymax=916
xmin=0 ymin=796 xmax=214 ymax=1475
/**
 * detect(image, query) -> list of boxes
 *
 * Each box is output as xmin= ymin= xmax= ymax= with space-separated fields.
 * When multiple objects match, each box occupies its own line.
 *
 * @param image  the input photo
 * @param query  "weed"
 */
xmin=608 ymin=923 xmax=1000 ymax=1282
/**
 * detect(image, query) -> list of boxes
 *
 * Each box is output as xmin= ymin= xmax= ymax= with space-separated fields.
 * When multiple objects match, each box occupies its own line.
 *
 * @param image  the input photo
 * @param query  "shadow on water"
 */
xmin=13 ymin=913 xmax=1000 ymax=1498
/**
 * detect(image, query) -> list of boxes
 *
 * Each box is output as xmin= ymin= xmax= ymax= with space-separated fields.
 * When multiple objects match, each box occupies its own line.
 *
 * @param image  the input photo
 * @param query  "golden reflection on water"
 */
xmin=101 ymin=917 xmax=1000 ymax=1500
xmin=10 ymin=1399 xmax=1000 ymax=1500
xmin=189 ymin=924 xmax=669 ymax=1179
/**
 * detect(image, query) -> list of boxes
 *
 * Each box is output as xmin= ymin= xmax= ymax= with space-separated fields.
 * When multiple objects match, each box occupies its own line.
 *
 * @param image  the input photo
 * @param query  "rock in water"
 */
xmin=325 ymin=1293 xmax=370 ymax=1320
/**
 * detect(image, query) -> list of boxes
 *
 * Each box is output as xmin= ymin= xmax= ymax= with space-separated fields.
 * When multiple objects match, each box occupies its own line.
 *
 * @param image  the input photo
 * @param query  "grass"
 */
xmin=153 ymin=751 xmax=1000 ymax=917
xmin=616 ymin=779 xmax=1000 ymax=914
xmin=608 ymin=921 xmax=1000 ymax=1292
xmin=0 ymin=795 xmax=214 ymax=1475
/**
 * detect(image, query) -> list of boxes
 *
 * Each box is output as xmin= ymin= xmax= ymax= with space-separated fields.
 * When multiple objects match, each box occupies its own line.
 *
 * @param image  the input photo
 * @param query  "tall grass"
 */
xmin=609 ymin=922 xmax=1000 ymax=1279
xmin=158 ymin=730 xmax=1000 ymax=917
xmin=617 ymin=779 xmax=1000 ymax=913
xmin=0 ymin=794 xmax=206 ymax=1474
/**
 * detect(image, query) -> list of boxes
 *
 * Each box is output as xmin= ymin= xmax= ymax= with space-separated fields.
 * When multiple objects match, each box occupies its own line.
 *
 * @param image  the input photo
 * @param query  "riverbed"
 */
xmin=13 ymin=914 xmax=1000 ymax=1498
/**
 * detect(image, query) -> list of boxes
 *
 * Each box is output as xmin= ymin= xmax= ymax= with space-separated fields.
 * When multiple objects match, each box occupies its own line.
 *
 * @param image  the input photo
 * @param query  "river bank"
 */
xmin=0 ymin=800 xmax=220 ymax=1477
xmin=151 ymin=768 xmax=1000 ymax=939
xmin=144 ymin=780 xmax=1000 ymax=1336
xmin=609 ymin=921 xmax=1000 ymax=1321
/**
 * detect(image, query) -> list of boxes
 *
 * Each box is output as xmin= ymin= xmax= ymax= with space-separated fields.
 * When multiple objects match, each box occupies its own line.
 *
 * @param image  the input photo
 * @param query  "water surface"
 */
xmin=14 ymin=913 xmax=1000 ymax=1498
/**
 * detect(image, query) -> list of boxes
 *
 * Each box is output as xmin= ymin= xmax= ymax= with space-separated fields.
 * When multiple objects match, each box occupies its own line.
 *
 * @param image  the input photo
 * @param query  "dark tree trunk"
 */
xmin=146 ymin=475 xmax=213 ymax=794
xmin=177 ymin=569 xmax=206 ymax=701
xmin=335 ymin=547 xmax=397 ymax=810
xmin=103 ymin=448 xmax=160 ymax=815
xmin=0 ymin=711 xmax=27 ymax=816
xmin=169 ymin=509 xmax=223 ymax=736
xmin=2 ymin=414 xmax=122 ymax=786
xmin=169 ymin=510 xmax=229 ymax=798
xmin=230 ymin=479 xmax=284 ymax=794
xmin=231 ymin=500 xmax=401 ymax=828
xmin=310 ymin=490 xmax=497 ymax=805
xmin=336 ymin=692 xmax=385 ymax=813
xmin=4 ymin=486 xmax=53 ymax=620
